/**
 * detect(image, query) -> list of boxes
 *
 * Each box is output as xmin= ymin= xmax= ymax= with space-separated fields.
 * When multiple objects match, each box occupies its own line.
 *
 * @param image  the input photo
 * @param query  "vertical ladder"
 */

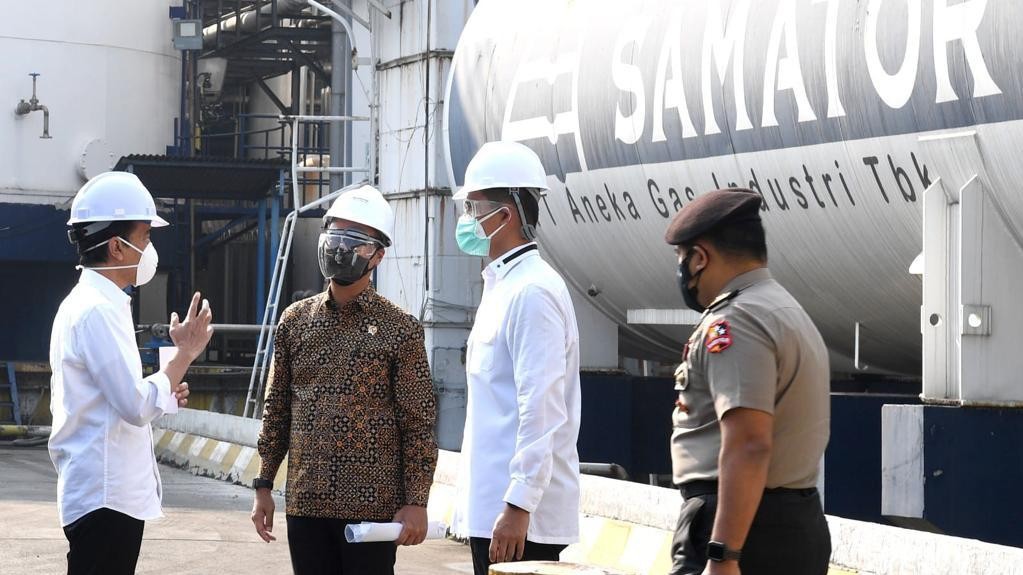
xmin=242 ymin=115 xmax=372 ymax=418
xmin=0 ymin=362 xmax=22 ymax=426
xmin=242 ymin=0 xmax=378 ymax=416
xmin=242 ymin=210 xmax=297 ymax=418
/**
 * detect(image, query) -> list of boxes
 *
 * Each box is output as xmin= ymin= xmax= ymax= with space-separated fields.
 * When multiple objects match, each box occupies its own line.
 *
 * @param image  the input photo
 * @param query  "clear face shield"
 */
xmin=317 ymin=228 xmax=385 ymax=285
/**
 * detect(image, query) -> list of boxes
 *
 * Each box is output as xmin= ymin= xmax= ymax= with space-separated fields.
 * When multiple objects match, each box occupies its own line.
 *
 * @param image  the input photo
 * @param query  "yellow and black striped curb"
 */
xmin=152 ymin=427 xmax=858 ymax=575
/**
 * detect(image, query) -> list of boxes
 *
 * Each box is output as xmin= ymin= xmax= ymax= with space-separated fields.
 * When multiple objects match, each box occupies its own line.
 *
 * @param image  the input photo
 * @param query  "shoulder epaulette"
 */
xmin=707 ymin=289 xmax=741 ymax=312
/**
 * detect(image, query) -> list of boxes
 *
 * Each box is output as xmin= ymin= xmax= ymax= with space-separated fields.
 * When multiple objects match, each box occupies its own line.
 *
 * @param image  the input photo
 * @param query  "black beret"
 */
xmin=664 ymin=188 xmax=762 ymax=245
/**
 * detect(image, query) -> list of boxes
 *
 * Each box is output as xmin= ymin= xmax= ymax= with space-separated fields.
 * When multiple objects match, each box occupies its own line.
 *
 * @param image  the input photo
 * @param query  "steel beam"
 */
xmin=255 ymin=77 xmax=291 ymax=115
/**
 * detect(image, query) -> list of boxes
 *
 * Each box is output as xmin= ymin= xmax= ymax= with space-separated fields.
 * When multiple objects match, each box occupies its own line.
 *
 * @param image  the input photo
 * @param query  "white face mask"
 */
xmin=84 ymin=236 xmax=159 ymax=287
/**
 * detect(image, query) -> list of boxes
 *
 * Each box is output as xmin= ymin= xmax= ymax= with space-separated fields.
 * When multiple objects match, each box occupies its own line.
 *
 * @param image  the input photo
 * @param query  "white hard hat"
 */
xmin=323 ymin=185 xmax=395 ymax=246
xmin=67 ymin=171 xmax=169 ymax=227
xmin=454 ymin=141 xmax=550 ymax=200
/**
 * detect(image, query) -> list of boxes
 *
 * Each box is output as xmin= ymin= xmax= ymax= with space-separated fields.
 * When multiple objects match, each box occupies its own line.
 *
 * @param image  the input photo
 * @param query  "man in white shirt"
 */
xmin=452 ymin=142 xmax=582 ymax=575
xmin=49 ymin=172 xmax=214 ymax=575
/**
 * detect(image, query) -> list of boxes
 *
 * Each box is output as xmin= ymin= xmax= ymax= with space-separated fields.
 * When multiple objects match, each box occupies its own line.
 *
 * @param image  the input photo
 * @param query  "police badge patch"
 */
xmin=705 ymin=319 xmax=732 ymax=353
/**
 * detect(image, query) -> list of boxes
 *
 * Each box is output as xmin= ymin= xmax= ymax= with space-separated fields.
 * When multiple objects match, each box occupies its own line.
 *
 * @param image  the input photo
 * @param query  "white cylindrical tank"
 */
xmin=1 ymin=1 xmax=181 ymax=205
xmin=444 ymin=0 xmax=1023 ymax=375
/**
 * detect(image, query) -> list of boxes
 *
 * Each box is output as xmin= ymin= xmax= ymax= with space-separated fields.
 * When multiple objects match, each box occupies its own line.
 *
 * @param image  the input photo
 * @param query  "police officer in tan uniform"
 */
xmin=664 ymin=189 xmax=831 ymax=575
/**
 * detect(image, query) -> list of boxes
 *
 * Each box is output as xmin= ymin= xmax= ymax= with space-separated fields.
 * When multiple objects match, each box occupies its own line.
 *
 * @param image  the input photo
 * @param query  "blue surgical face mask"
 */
xmin=455 ymin=207 xmax=507 ymax=256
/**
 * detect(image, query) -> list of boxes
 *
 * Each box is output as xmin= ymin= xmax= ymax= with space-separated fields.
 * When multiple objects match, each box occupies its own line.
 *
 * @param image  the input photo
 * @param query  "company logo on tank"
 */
xmin=447 ymin=0 xmax=1016 ymax=226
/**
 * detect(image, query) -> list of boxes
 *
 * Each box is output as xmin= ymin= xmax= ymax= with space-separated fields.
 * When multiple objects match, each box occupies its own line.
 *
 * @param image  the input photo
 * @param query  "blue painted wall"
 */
xmin=576 ymin=373 xmax=675 ymax=481
xmin=825 ymin=394 xmax=920 ymax=523
xmin=578 ymin=373 xmax=925 ymax=530
xmin=921 ymin=406 xmax=1023 ymax=548
xmin=0 ymin=204 xmax=77 ymax=263
xmin=0 ymin=202 xmax=192 ymax=361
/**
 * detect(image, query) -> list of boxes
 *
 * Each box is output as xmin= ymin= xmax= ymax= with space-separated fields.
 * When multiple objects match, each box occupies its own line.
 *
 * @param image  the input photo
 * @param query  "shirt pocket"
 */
xmin=673 ymin=364 xmax=713 ymax=430
xmin=467 ymin=315 xmax=499 ymax=375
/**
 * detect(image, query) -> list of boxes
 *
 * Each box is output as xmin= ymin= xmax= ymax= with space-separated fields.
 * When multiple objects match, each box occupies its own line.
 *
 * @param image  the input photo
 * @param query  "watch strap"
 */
xmin=708 ymin=540 xmax=742 ymax=562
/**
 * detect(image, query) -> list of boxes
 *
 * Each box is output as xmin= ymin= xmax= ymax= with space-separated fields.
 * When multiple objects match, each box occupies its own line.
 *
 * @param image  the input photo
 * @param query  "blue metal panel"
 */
xmin=271 ymin=173 xmax=282 ymax=264
xmin=577 ymin=374 xmax=634 ymax=473
xmin=825 ymin=394 xmax=920 ymax=523
xmin=195 ymin=205 xmax=260 ymax=217
xmin=576 ymin=373 xmax=674 ymax=480
xmin=194 ymin=216 xmax=250 ymax=250
xmin=0 ymin=204 xmax=77 ymax=263
xmin=921 ymin=406 xmax=1023 ymax=547
xmin=2 ymin=363 xmax=22 ymax=425
xmin=0 ymin=262 xmax=78 ymax=360
xmin=256 ymin=198 xmax=267 ymax=322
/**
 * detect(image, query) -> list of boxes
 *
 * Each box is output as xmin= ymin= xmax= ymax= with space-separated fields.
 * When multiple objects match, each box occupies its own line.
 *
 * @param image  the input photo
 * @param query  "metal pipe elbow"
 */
xmin=39 ymin=104 xmax=51 ymax=138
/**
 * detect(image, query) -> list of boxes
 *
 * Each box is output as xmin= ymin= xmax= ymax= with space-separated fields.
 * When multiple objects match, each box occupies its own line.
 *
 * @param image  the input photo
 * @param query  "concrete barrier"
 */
xmin=159 ymin=408 xmax=259 ymax=447
xmin=153 ymin=409 xmax=1023 ymax=575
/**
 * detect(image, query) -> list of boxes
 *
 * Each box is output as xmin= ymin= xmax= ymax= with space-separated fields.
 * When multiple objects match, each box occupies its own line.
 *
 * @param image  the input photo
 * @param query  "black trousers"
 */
xmin=63 ymin=507 xmax=145 ymax=575
xmin=286 ymin=515 xmax=398 ymax=575
xmin=670 ymin=482 xmax=831 ymax=575
xmin=469 ymin=537 xmax=567 ymax=575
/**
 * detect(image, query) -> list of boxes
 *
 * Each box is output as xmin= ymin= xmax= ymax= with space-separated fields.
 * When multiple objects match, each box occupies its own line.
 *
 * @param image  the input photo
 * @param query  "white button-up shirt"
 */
xmin=48 ymin=269 xmax=173 ymax=526
xmin=454 ymin=243 xmax=581 ymax=545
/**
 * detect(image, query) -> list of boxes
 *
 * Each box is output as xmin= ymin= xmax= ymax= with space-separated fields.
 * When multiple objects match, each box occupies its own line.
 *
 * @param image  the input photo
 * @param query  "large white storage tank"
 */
xmin=0 ymin=1 xmax=180 ymax=205
xmin=445 ymin=0 xmax=1023 ymax=376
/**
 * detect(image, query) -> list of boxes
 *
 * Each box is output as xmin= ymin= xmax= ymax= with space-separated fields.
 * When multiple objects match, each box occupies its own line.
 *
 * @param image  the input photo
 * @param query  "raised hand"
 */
xmin=169 ymin=292 xmax=214 ymax=362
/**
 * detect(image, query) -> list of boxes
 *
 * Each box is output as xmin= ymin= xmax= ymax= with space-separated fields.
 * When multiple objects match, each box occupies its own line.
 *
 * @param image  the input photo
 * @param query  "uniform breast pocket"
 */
xmin=674 ymin=362 xmax=690 ymax=391
xmin=467 ymin=322 xmax=498 ymax=375
xmin=673 ymin=365 xmax=712 ymax=430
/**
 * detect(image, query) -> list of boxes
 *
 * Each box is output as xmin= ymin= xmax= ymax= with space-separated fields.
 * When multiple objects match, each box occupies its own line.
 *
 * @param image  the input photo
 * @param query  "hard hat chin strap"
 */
xmin=508 ymin=188 xmax=537 ymax=242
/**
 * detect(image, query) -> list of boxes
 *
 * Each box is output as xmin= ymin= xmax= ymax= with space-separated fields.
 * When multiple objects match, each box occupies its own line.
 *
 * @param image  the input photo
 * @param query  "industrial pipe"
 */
xmin=15 ymin=73 xmax=52 ymax=139
xmin=579 ymin=462 xmax=630 ymax=481
xmin=139 ymin=323 xmax=274 ymax=339
xmin=201 ymin=0 xmax=309 ymax=47
xmin=305 ymin=0 xmax=358 ymax=55
xmin=0 ymin=425 xmax=50 ymax=439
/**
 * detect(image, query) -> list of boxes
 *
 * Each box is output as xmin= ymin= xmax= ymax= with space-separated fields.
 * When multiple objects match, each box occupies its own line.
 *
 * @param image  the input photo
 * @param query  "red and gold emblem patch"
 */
xmin=705 ymin=319 xmax=733 ymax=353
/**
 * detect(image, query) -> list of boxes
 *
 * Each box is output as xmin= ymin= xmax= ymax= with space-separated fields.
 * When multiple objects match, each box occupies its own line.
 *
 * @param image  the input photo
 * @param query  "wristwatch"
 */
xmin=252 ymin=477 xmax=273 ymax=490
xmin=707 ymin=541 xmax=742 ymax=562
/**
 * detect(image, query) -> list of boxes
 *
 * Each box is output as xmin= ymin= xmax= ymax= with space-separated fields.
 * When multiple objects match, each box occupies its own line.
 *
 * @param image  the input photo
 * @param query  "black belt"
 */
xmin=679 ymin=480 xmax=818 ymax=500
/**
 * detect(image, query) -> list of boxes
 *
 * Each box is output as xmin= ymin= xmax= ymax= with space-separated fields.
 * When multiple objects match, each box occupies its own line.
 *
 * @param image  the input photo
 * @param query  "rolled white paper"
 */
xmin=344 ymin=521 xmax=447 ymax=543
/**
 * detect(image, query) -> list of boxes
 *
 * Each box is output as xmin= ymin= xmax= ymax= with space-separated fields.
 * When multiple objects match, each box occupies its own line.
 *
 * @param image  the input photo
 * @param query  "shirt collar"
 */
xmin=79 ymin=268 xmax=132 ymax=306
xmin=720 ymin=267 xmax=773 ymax=295
xmin=317 ymin=283 xmax=377 ymax=313
xmin=484 ymin=242 xmax=539 ymax=281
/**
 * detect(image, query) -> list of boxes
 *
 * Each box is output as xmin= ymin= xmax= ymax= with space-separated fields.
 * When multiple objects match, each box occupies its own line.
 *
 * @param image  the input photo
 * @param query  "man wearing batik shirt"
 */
xmin=251 ymin=185 xmax=438 ymax=575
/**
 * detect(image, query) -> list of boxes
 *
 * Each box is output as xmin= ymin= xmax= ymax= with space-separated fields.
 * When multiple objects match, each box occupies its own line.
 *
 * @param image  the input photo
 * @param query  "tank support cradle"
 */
xmin=916 ymin=130 xmax=1023 ymax=405
xmin=881 ymin=131 xmax=1023 ymax=544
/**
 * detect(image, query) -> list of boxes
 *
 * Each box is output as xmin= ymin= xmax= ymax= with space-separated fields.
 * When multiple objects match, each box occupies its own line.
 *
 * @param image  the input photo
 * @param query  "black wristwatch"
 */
xmin=252 ymin=477 xmax=273 ymax=490
xmin=707 ymin=541 xmax=742 ymax=562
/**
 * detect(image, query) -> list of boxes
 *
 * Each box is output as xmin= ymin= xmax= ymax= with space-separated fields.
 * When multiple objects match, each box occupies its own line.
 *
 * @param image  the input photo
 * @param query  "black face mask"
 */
xmin=317 ymin=231 xmax=380 ymax=286
xmin=677 ymin=250 xmax=705 ymax=313
xmin=325 ymin=254 xmax=374 ymax=286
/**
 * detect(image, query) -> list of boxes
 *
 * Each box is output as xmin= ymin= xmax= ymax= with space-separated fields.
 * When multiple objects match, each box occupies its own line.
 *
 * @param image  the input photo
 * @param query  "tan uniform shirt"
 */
xmin=671 ymin=268 xmax=830 ymax=489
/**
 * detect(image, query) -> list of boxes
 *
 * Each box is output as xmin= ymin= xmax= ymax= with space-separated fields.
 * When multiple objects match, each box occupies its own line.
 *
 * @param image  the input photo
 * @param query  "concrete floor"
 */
xmin=0 ymin=444 xmax=474 ymax=574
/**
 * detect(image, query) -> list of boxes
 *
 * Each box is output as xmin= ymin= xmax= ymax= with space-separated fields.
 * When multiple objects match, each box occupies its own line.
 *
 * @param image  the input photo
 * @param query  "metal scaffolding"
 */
xmin=241 ymin=0 xmax=384 ymax=417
